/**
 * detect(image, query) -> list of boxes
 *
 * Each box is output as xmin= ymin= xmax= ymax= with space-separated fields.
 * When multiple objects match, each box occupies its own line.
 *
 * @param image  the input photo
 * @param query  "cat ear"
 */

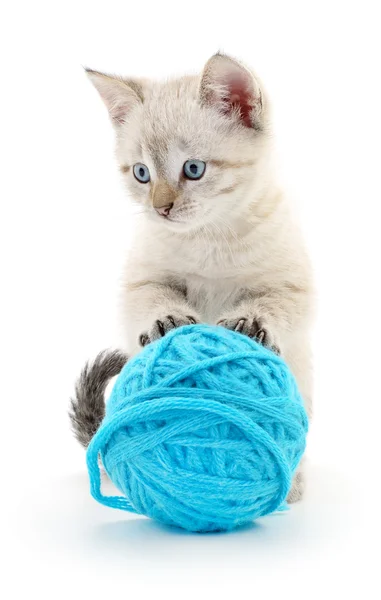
xmin=86 ymin=69 xmax=143 ymax=127
xmin=199 ymin=54 xmax=263 ymax=130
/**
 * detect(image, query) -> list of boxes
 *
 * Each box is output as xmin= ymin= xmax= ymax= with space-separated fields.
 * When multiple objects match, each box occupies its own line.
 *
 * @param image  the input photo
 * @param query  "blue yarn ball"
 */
xmin=86 ymin=325 xmax=308 ymax=533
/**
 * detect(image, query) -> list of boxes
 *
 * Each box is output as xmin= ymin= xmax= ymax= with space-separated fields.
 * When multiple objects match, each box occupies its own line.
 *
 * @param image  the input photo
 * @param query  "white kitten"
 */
xmin=85 ymin=53 xmax=314 ymax=501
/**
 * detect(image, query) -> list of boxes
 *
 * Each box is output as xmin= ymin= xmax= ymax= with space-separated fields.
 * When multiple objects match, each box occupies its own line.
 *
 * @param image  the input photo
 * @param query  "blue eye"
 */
xmin=133 ymin=163 xmax=150 ymax=183
xmin=183 ymin=159 xmax=206 ymax=180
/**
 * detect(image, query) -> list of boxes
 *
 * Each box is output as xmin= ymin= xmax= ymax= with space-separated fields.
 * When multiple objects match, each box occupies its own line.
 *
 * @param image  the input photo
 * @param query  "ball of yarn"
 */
xmin=86 ymin=325 xmax=308 ymax=533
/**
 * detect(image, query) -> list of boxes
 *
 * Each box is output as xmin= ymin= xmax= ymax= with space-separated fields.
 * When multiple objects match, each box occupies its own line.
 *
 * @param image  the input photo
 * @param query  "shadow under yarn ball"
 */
xmin=86 ymin=325 xmax=308 ymax=533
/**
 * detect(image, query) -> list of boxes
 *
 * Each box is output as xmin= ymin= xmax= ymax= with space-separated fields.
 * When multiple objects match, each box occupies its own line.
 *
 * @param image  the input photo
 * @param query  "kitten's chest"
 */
xmin=175 ymin=234 xmax=251 ymax=278
xmin=185 ymin=275 xmax=241 ymax=322
xmin=168 ymin=237 xmax=255 ymax=321
xmin=179 ymin=248 xmax=251 ymax=321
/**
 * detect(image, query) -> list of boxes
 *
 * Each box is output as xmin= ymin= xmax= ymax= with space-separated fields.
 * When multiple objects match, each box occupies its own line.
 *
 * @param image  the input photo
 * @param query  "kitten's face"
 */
xmin=87 ymin=55 xmax=271 ymax=232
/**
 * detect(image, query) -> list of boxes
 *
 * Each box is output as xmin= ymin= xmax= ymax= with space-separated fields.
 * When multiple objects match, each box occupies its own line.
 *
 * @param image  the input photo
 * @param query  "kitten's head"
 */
xmin=87 ymin=54 xmax=272 ymax=232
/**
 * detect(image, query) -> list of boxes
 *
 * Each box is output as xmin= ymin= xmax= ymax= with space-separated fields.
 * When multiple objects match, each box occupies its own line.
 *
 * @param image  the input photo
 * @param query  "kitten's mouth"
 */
xmin=163 ymin=216 xmax=189 ymax=227
xmin=155 ymin=213 xmax=179 ymax=223
xmin=151 ymin=203 xmax=203 ymax=230
xmin=155 ymin=210 xmax=195 ymax=226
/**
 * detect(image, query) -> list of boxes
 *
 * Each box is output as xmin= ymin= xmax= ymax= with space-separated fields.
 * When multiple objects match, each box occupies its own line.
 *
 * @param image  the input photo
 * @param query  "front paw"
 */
xmin=217 ymin=315 xmax=280 ymax=355
xmin=139 ymin=313 xmax=199 ymax=347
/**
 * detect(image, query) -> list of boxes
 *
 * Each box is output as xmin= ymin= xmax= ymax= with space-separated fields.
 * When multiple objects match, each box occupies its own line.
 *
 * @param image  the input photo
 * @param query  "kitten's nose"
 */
xmin=155 ymin=203 xmax=173 ymax=217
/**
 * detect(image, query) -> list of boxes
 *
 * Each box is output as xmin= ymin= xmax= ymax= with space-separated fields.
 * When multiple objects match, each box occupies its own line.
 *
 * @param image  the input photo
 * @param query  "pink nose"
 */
xmin=155 ymin=203 xmax=173 ymax=217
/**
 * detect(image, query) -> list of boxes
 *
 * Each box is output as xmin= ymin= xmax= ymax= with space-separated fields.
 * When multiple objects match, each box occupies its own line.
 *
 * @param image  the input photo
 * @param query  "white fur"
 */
xmin=87 ymin=54 xmax=314 ymax=501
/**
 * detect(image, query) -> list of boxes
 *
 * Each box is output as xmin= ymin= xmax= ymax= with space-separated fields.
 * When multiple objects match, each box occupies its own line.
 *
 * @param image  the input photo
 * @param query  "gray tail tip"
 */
xmin=69 ymin=349 xmax=128 ymax=448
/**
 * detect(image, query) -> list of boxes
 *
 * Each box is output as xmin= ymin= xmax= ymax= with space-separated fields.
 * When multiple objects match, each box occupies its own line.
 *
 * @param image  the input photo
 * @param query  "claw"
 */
xmin=156 ymin=320 xmax=166 ymax=336
xmin=248 ymin=319 xmax=260 ymax=339
xmin=256 ymin=329 xmax=266 ymax=344
xmin=167 ymin=315 xmax=176 ymax=327
xmin=234 ymin=318 xmax=246 ymax=333
xmin=139 ymin=333 xmax=149 ymax=347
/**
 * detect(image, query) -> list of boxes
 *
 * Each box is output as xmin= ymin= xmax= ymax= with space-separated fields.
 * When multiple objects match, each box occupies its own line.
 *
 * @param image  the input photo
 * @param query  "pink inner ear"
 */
xmin=112 ymin=101 xmax=131 ymax=125
xmin=221 ymin=75 xmax=254 ymax=128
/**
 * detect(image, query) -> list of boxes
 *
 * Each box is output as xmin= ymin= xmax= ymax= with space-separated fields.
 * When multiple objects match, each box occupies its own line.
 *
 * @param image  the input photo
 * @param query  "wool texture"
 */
xmin=86 ymin=325 xmax=308 ymax=532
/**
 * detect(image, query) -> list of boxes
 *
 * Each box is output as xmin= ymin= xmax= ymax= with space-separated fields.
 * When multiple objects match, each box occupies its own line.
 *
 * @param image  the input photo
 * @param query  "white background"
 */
xmin=1 ymin=1 xmax=380 ymax=598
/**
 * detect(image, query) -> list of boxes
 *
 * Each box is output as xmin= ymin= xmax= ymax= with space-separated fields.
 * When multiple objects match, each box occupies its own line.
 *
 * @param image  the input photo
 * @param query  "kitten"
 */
xmin=73 ymin=53 xmax=314 ymax=502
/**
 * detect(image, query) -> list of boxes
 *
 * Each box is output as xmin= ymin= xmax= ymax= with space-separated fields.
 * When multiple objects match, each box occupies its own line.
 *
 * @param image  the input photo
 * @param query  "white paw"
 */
xmin=217 ymin=314 xmax=281 ymax=354
xmin=139 ymin=312 xmax=199 ymax=346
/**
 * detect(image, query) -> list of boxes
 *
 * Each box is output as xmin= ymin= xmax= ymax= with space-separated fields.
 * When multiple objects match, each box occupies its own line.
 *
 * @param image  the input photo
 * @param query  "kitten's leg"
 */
xmin=217 ymin=292 xmax=289 ymax=354
xmin=283 ymin=337 xmax=313 ymax=502
xmin=217 ymin=290 xmax=313 ymax=502
xmin=122 ymin=280 xmax=200 ymax=352
xmin=287 ymin=466 xmax=305 ymax=503
xmin=216 ymin=287 xmax=311 ymax=357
